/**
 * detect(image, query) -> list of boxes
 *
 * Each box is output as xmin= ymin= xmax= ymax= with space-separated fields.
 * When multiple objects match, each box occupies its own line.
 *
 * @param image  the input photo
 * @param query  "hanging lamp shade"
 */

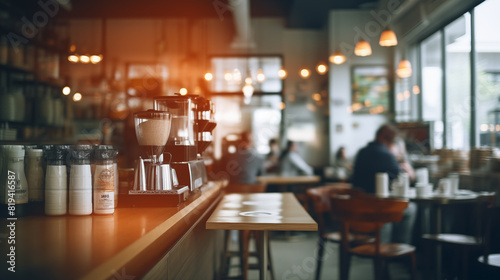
xmin=329 ymin=50 xmax=347 ymax=65
xmin=396 ymin=59 xmax=412 ymax=78
xmin=354 ymin=40 xmax=372 ymax=56
xmin=379 ymin=30 xmax=398 ymax=47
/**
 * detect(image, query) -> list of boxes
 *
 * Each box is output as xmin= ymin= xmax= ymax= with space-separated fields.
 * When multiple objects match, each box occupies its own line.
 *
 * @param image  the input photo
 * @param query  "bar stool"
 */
xmin=306 ymin=184 xmax=373 ymax=280
xmin=219 ymin=183 xmax=274 ymax=280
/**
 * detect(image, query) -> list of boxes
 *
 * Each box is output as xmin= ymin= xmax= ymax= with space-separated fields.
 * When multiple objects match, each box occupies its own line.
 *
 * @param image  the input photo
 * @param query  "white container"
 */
xmin=448 ymin=173 xmax=460 ymax=195
xmin=69 ymin=164 xmax=92 ymax=215
xmin=375 ymin=172 xmax=389 ymax=196
xmin=93 ymin=163 xmax=115 ymax=214
xmin=415 ymin=168 xmax=429 ymax=184
xmin=45 ymin=165 xmax=67 ymax=216
xmin=26 ymin=149 xmax=44 ymax=202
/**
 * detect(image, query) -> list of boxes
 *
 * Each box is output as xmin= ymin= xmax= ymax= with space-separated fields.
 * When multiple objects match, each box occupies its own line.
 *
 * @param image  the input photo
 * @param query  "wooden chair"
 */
xmin=422 ymin=193 xmax=496 ymax=280
xmin=330 ymin=194 xmax=417 ymax=280
xmin=219 ymin=183 xmax=274 ymax=280
xmin=306 ymin=184 xmax=374 ymax=280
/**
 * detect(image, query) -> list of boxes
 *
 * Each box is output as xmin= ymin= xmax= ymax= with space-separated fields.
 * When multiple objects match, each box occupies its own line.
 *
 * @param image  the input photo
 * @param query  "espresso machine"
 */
xmin=154 ymin=94 xmax=215 ymax=193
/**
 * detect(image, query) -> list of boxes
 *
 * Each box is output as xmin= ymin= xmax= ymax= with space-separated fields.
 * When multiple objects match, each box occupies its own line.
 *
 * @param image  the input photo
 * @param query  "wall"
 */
xmin=328 ymin=10 xmax=392 ymax=163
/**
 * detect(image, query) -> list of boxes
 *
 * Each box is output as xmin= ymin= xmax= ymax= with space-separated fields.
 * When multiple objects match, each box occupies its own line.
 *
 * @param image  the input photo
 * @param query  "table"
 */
xmin=256 ymin=175 xmax=321 ymax=186
xmin=206 ymin=193 xmax=318 ymax=280
xmin=381 ymin=189 xmax=495 ymax=279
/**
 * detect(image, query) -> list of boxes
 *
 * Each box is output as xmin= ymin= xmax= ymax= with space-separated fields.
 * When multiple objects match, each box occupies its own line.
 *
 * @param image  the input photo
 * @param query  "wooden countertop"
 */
xmin=206 ymin=193 xmax=318 ymax=231
xmin=256 ymin=175 xmax=321 ymax=185
xmin=0 ymin=181 xmax=224 ymax=280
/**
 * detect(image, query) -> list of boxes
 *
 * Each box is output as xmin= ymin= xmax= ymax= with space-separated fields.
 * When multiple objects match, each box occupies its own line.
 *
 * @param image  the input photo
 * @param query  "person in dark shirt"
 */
xmin=352 ymin=123 xmax=417 ymax=244
xmin=352 ymin=124 xmax=401 ymax=193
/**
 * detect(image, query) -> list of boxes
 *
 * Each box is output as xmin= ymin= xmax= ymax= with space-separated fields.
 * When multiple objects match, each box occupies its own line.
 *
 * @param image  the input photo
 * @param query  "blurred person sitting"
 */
xmin=279 ymin=140 xmax=314 ymax=176
xmin=334 ymin=146 xmax=353 ymax=181
xmin=264 ymin=138 xmax=280 ymax=174
xmin=352 ymin=123 xmax=417 ymax=244
xmin=219 ymin=131 xmax=264 ymax=184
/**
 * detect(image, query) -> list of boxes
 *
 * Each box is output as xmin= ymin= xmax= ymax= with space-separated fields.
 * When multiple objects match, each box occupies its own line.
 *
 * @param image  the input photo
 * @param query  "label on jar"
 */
xmin=94 ymin=164 xmax=115 ymax=213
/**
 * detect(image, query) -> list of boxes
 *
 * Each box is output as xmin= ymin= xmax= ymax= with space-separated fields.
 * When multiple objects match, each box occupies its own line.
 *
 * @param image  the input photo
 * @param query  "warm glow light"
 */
xmin=316 ymin=62 xmax=328 ymax=75
xmin=279 ymin=102 xmax=286 ymax=110
xmin=68 ymin=54 xmax=79 ymax=63
xmin=244 ymin=77 xmax=253 ymax=84
xmin=62 ymin=86 xmax=71 ymax=95
xmin=397 ymin=60 xmax=412 ymax=78
xmin=379 ymin=30 xmax=398 ymax=47
xmin=412 ymin=85 xmax=421 ymax=94
xmin=179 ymin=88 xmax=188 ymax=95
xmin=224 ymin=71 xmax=232 ymax=81
xmin=233 ymin=69 xmax=242 ymax=82
xmin=278 ymin=69 xmax=287 ymax=79
xmin=300 ymin=68 xmax=310 ymax=78
xmin=329 ymin=51 xmax=347 ymax=65
xmin=480 ymin=124 xmax=489 ymax=131
xmin=204 ymin=72 xmax=213 ymax=81
xmin=397 ymin=92 xmax=404 ymax=101
xmin=490 ymin=124 xmax=495 ymax=132
xmin=404 ymin=90 xmax=411 ymax=99
xmin=73 ymin=92 xmax=82 ymax=102
xmin=256 ymin=69 xmax=266 ymax=82
xmin=242 ymin=83 xmax=254 ymax=98
xmin=354 ymin=40 xmax=372 ymax=56
xmin=79 ymin=55 xmax=90 ymax=63
xmin=352 ymin=103 xmax=363 ymax=111
xmin=364 ymin=99 xmax=371 ymax=107
xmin=69 ymin=44 xmax=76 ymax=52
xmin=90 ymin=55 xmax=102 ymax=64
xmin=312 ymin=93 xmax=321 ymax=101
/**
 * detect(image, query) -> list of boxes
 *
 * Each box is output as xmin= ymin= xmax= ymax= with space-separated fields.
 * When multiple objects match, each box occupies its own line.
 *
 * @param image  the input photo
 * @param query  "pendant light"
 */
xmin=396 ymin=59 xmax=412 ymax=78
xmin=329 ymin=14 xmax=346 ymax=65
xmin=329 ymin=51 xmax=346 ymax=65
xmin=316 ymin=62 xmax=328 ymax=75
xmin=354 ymin=40 xmax=372 ymax=56
xmin=379 ymin=29 xmax=398 ymax=47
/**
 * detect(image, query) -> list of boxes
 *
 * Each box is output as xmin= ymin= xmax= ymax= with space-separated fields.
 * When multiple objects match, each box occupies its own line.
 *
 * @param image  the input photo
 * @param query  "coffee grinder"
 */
xmin=154 ymin=95 xmax=214 ymax=192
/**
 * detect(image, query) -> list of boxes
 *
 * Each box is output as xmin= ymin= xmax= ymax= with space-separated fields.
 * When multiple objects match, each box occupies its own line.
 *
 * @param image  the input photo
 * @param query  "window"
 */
xmin=475 ymin=0 xmax=500 ymax=147
xmin=445 ymin=14 xmax=471 ymax=149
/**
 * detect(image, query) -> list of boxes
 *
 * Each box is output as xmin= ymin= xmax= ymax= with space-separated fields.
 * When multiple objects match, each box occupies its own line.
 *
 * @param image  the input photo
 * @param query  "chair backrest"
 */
xmin=306 ymin=184 xmax=365 ymax=235
xmin=330 ymin=194 xmax=409 ymax=254
xmin=224 ymin=183 xmax=267 ymax=194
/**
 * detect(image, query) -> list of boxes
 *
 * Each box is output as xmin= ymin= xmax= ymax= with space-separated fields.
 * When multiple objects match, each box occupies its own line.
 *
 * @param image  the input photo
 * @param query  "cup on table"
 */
xmin=448 ymin=173 xmax=460 ymax=195
xmin=393 ymin=185 xmax=408 ymax=197
xmin=415 ymin=168 xmax=429 ymax=184
xmin=438 ymin=178 xmax=451 ymax=195
xmin=375 ymin=172 xmax=389 ymax=196
xmin=415 ymin=182 xmax=432 ymax=197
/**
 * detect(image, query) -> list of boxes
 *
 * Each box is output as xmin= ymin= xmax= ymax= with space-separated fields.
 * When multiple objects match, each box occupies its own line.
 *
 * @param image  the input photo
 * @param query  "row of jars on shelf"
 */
xmin=0 ymin=84 xmax=66 ymax=126
xmin=0 ymin=34 xmax=61 ymax=80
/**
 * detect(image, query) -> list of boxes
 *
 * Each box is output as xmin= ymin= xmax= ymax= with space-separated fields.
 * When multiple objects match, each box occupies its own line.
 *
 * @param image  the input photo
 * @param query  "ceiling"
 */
xmin=5 ymin=0 xmax=380 ymax=29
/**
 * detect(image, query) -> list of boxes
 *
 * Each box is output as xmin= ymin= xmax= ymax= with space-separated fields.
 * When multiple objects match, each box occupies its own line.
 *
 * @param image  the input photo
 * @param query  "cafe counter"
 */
xmin=0 ymin=181 xmax=225 ymax=280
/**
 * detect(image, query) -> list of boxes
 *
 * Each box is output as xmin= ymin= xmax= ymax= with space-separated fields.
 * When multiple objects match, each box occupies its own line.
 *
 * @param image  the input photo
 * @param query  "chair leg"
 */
xmin=340 ymin=247 xmax=351 ymax=280
xmin=374 ymin=257 xmax=385 ymax=280
xmin=383 ymin=259 xmax=391 ymax=280
xmin=409 ymin=252 xmax=417 ymax=280
xmin=315 ymin=238 xmax=325 ymax=280
xmin=239 ymin=230 xmax=250 ymax=280
xmin=461 ymin=248 xmax=468 ymax=280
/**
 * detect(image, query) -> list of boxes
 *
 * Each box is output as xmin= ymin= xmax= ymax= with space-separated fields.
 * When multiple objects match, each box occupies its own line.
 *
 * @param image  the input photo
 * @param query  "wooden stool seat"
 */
xmin=478 ymin=254 xmax=500 ymax=268
xmin=423 ymin=233 xmax=481 ymax=246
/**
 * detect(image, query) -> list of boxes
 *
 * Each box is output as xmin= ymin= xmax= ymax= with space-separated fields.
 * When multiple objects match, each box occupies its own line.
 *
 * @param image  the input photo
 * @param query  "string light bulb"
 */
xmin=278 ymin=68 xmax=287 ymax=79
xmin=329 ymin=50 xmax=346 ymax=65
xmin=316 ymin=62 xmax=328 ymax=75
xmin=179 ymin=88 xmax=188 ymax=95
xmin=204 ymin=72 xmax=213 ymax=81
xmin=256 ymin=69 xmax=266 ymax=82
xmin=73 ymin=92 xmax=82 ymax=102
xmin=299 ymin=68 xmax=311 ymax=79
xmin=62 ymin=86 xmax=71 ymax=95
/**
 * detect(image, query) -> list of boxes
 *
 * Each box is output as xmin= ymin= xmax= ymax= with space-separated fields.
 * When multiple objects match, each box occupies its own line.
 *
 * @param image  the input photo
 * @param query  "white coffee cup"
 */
xmin=438 ymin=178 xmax=451 ymax=195
xmin=448 ymin=173 xmax=459 ymax=195
xmin=375 ymin=172 xmax=389 ymax=196
xmin=415 ymin=183 xmax=432 ymax=197
xmin=415 ymin=168 xmax=429 ymax=184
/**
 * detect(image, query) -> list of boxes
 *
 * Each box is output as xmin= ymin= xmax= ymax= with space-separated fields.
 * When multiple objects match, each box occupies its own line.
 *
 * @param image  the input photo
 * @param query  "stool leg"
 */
xmin=239 ymin=230 xmax=250 ymax=280
xmin=220 ymin=230 xmax=231 ymax=279
xmin=409 ymin=252 xmax=417 ymax=280
xmin=267 ymin=233 xmax=275 ymax=280
xmin=315 ymin=237 xmax=325 ymax=280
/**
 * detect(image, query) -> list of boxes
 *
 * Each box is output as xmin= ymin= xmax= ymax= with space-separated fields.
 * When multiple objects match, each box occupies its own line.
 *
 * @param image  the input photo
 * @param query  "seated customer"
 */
xmin=352 ymin=123 xmax=417 ymax=244
xmin=279 ymin=140 xmax=314 ymax=176
xmin=220 ymin=132 xmax=264 ymax=184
